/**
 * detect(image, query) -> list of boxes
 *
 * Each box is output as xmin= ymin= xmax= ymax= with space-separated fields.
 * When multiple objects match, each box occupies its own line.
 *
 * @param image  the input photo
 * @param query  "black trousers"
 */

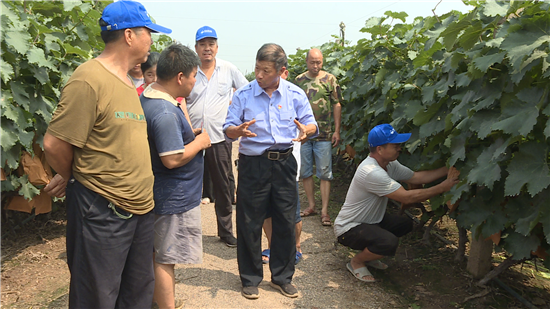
xmin=202 ymin=146 xmax=235 ymax=203
xmin=236 ymin=153 xmax=297 ymax=287
xmin=337 ymin=212 xmax=413 ymax=256
xmin=204 ymin=141 xmax=235 ymax=238
xmin=65 ymin=177 xmax=154 ymax=309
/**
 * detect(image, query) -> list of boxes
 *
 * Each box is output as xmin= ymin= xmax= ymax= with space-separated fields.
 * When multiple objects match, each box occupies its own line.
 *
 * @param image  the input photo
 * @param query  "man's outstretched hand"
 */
xmin=232 ymin=119 xmax=257 ymax=138
xmin=292 ymin=119 xmax=309 ymax=143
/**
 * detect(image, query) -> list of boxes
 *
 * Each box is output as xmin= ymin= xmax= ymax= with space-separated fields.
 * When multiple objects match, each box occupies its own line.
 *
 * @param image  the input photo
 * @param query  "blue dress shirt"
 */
xmin=224 ymin=78 xmax=318 ymax=156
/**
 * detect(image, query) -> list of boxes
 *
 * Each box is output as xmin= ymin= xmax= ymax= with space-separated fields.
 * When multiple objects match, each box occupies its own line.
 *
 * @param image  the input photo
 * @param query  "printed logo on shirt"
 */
xmin=114 ymin=111 xmax=146 ymax=121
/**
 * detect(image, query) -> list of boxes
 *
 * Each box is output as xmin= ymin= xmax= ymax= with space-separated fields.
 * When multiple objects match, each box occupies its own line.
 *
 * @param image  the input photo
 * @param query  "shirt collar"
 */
xmin=142 ymin=84 xmax=179 ymax=107
xmin=252 ymin=78 xmax=283 ymax=97
xmin=198 ymin=59 xmax=220 ymax=76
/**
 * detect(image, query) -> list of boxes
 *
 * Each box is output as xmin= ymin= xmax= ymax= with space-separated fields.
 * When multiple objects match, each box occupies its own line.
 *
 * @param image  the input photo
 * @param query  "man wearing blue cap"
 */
xmin=43 ymin=1 xmax=171 ymax=307
xmin=186 ymin=26 xmax=248 ymax=247
xmin=334 ymin=124 xmax=459 ymax=282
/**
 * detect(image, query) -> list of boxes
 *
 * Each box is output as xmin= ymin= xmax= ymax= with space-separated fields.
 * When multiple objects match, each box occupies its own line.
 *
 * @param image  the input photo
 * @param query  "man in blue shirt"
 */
xmin=140 ymin=44 xmax=211 ymax=309
xmin=224 ymin=43 xmax=318 ymax=299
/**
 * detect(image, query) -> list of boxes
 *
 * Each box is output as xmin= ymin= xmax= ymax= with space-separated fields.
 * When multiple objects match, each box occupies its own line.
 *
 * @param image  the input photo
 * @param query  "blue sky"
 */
xmin=143 ymin=1 xmax=472 ymax=74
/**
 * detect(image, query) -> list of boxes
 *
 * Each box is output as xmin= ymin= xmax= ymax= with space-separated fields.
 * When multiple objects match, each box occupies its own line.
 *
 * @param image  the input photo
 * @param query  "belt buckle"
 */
xmin=267 ymin=151 xmax=280 ymax=160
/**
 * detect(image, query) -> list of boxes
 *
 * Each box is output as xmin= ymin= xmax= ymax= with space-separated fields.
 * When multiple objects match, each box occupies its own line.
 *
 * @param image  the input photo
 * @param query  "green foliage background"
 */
xmin=289 ymin=0 xmax=550 ymax=264
xmin=1 ymin=0 xmax=172 ymax=201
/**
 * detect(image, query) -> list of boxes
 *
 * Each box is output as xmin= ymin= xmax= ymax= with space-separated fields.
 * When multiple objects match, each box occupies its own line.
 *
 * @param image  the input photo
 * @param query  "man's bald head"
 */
xmin=306 ymin=48 xmax=323 ymax=61
xmin=305 ymin=48 xmax=323 ymax=77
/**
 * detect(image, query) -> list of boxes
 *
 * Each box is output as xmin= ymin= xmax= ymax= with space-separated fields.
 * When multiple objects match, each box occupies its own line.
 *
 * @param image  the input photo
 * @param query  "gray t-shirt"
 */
xmin=334 ymin=156 xmax=414 ymax=237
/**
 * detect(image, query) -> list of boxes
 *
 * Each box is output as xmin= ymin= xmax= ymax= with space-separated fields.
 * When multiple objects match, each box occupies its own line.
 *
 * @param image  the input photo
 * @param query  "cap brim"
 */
xmin=146 ymin=23 xmax=172 ymax=34
xmin=196 ymin=35 xmax=217 ymax=41
xmin=389 ymin=133 xmax=411 ymax=144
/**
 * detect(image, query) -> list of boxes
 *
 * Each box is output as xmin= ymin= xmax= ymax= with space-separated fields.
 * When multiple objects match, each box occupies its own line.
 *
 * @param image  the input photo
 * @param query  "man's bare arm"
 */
xmin=43 ymin=133 xmax=73 ymax=197
xmin=405 ymin=166 xmax=448 ymax=185
xmin=332 ymin=102 xmax=341 ymax=147
xmin=386 ymin=168 xmax=459 ymax=205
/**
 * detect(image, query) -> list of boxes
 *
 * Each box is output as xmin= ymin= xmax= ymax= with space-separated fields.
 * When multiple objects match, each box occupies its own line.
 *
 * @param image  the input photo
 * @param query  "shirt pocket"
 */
xmin=279 ymin=110 xmax=297 ymax=137
xmin=279 ymin=111 xmax=294 ymax=123
xmin=217 ymin=81 xmax=230 ymax=96
xmin=244 ymin=110 xmax=266 ymax=123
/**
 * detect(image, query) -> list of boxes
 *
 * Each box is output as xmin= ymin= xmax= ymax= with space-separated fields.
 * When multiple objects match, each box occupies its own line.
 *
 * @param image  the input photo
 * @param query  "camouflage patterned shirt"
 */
xmin=294 ymin=71 xmax=342 ymax=141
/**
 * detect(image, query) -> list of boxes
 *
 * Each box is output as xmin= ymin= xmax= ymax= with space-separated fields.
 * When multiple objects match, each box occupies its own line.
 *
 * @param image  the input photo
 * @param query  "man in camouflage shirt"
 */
xmin=294 ymin=48 xmax=342 ymax=226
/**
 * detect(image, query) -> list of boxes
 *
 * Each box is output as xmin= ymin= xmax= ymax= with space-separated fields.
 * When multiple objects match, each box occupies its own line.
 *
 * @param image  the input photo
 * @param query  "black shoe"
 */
xmin=270 ymin=282 xmax=298 ymax=298
xmin=221 ymin=235 xmax=237 ymax=247
xmin=241 ymin=286 xmax=259 ymax=299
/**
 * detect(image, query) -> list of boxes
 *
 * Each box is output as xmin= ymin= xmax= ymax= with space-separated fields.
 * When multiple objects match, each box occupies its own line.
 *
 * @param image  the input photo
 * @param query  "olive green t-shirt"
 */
xmin=47 ymin=59 xmax=154 ymax=214
xmin=294 ymin=71 xmax=342 ymax=141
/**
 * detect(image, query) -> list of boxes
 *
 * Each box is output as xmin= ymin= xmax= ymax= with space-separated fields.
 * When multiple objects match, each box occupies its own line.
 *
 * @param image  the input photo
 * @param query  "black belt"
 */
xmin=261 ymin=148 xmax=292 ymax=161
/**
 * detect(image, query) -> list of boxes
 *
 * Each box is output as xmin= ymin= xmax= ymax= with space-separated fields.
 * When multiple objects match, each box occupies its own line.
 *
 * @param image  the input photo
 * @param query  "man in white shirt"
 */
xmin=186 ymin=26 xmax=248 ymax=247
xmin=334 ymin=124 xmax=459 ymax=282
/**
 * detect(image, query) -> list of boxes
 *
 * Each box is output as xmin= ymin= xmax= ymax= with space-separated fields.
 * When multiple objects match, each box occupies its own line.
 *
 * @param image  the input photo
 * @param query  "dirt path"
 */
xmin=1 ymin=142 xmax=402 ymax=308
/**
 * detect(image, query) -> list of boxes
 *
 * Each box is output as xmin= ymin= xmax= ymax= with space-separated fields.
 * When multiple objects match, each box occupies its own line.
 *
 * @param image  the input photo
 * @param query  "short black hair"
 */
xmin=141 ymin=52 xmax=160 ymax=73
xmin=256 ymin=43 xmax=287 ymax=72
xmin=156 ymin=44 xmax=201 ymax=81
xmin=99 ymin=18 xmax=124 ymax=44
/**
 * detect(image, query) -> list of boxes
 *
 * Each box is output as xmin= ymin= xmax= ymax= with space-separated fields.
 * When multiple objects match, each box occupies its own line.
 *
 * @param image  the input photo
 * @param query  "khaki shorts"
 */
xmin=154 ymin=205 xmax=203 ymax=264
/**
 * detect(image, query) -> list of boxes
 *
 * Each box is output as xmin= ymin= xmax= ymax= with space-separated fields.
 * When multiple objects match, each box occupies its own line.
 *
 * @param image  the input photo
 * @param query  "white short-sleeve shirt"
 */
xmin=334 ymin=156 xmax=414 ymax=237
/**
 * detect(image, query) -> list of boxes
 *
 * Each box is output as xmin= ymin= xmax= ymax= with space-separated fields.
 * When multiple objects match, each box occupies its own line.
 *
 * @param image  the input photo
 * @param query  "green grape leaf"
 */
xmin=481 ymin=208 xmax=508 ymax=238
xmin=0 ymin=123 xmax=19 ymax=150
xmin=27 ymin=47 xmax=57 ymax=70
xmin=515 ymin=209 xmax=540 ymax=236
xmin=63 ymin=43 xmax=90 ymax=58
xmin=469 ymin=110 xmax=500 ymax=139
xmin=505 ymin=142 xmax=550 ymax=197
xmin=519 ymin=50 xmax=548 ymax=72
xmin=9 ymin=81 xmax=30 ymax=110
xmin=482 ymin=1 xmax=510 ymax=17
xmin=545 ymin=118 xmax=550 ymax=139
xmin=501 ymin=30 xmax=550 ymax=71
xmin=4 ymin=30 xmax=32 ymax=55
xmin=385 ymin=11 xmax=408 ymax=23
xmin=491 ymin=103 xmax=538 ymax=137
xmin=458 ymin=21 xmax=483 ymax=50
xmin=30 ymin=66 xmax=50 ymax=85
xmin=1 ymin=59 xmax=14 ymax=83
xmin=18 ymin=129 xmax=35 ymax=150
xmin=63 ymin=0 xmax=83 ymax=12
xmin=448 ymin=133 xmax=467 ymax=166
xmin=473 ymin=83 xmax=502 ymax=111
xmin=467 ymin=141 xmax=502 ymax=189
xmin=472 ymin=51 xmax=506 ymax=72
xmin=18 ymin=176 xmax=40 ymax=201
xmin=2 ymin=103 xmax=29 ymax=129
xmin=503 ymin=231 xmax=540 ymax=260
xmin=441 ymin=16 xmax=471 ymax=50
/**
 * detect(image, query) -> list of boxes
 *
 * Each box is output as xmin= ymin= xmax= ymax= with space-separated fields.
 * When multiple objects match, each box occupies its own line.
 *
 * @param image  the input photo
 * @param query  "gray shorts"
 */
xmin=154 ymin=205 xmax=203 ymax=265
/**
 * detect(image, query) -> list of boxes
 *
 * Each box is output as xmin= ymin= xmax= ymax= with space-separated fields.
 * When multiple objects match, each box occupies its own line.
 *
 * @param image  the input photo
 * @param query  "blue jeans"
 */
xmin=300 ymin=140 xmax=333 ymax=180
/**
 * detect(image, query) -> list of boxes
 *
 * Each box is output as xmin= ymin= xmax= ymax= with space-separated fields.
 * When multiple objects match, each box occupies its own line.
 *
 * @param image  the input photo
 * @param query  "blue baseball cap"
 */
xmin=368 ymin=124 xmax=411 ymax=147
xmin=101 ymin=1 xmax=172 ymax=34
xmin=196 ymin=26 xmax=217 ymax=41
